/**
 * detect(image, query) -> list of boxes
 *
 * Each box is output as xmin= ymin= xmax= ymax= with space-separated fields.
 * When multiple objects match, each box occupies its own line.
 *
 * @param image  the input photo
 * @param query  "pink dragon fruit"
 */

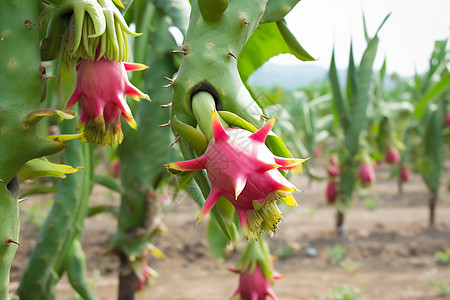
xmin=384 ymin=147 xmax=400 ymax=164
xmin=65 ymin=58 xmax=150 ymax=146
xmin=357 ymin=162 xmax=376 ymax=188
xmin=327 ymin=165 xmax=339 ymax=178
xmin=228 ymin=265 xmax=280 ymax=300
xmin=166 ymin=111 xmax=307 ymax=240
xmin=400 ymin=166 xmax=410 ymax=182
xmin=325 ymin=181 xmax=338 ymax=205
xmin=328 ymin=155 xmax=339 ymax=165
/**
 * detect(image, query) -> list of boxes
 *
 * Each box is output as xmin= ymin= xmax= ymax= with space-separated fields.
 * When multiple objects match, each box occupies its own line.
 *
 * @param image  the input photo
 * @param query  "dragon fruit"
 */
xmin=229 ymin=265 xmax=280 ymax=300
xmin=400 ymin=166 xmax=410 ymax=182
xmin=328 ymin=155 xmax=339 ymax=165
xmin=65 ymin=58 xmax=150 ymax=146
xmin=327 ymin=165 xmax=339 ymax=178
xmin=384 ymin=147 xmax=400 ymax=165
xmin=166 ymin=111 xmax=307 ymax=240
xmin=325 ymin=181 xmax=338 ymax=205
xmin=357 ymin=161 xmax=376 ymax=188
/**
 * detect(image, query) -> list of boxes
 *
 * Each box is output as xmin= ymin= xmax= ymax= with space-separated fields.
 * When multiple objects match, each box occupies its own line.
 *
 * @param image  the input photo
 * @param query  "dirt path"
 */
xmin=10 ymin=164 xmax=450 ymax=299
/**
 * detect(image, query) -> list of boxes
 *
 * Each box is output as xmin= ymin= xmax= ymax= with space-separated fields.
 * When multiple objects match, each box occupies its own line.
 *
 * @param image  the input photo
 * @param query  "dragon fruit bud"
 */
xmin=229 ymin=265 xmax=279 ymax=300
xmin=167 ymin=111 xmax=308 ymax=240
xmin=65 ymin=58 xmax=150 ymax=146
xmin=357 ymin=162 xmax=376 ymax=188
xmin=325 ymin=181 xmax=338 ymax=205
xmin=327 ymin=165 xmax=339 ymax=177
xmin=400 ymin=166 xmax=410 ymax=182
xmin=384 ymin=147 xmax=400 ymax=164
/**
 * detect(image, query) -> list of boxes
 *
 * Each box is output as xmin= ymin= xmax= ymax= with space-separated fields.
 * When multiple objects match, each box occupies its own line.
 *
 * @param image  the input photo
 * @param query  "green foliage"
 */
xmin=430 ymin=279 xmax=450 ymax=296
xmin=239 ymin=17 xmax=314 ymax=83
xmin=339 ymin=261 xmax=363 ymax=275
xmin=362 ymin=197 xmax=379 ymax=211
xmin=329 ymin=14 xmax=390 ymax=212
xmin=316 ymin=285 xmax=364 ymax=300
xmin=326 ymin=245 xmax=348 ymax=264
xmin=434 ymin=250 xmax=450 ymax=264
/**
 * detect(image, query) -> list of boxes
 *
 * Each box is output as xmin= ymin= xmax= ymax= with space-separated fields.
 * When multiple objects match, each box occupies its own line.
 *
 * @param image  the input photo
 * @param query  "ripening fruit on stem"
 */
xmin=384 ymin=147 xmax=400 ymax=165
xmin=229 ymin=265 xmax=280 ymax=300
xmin=357 ymin=162 xmax=376 ymax=188
xmin=166 ymin=111 xmax=308 ymax=240
xmin=400 ymin=166 xmax=410 ymax=182
xmin=325 ymin=181 xmax=338 ymax=205
xmin=65 ymin=58 xmax=150 ymax=146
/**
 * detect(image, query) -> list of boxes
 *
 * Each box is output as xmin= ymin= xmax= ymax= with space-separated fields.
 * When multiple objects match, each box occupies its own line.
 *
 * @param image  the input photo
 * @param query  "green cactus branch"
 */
xmin=0 ymin=2 xmax=70 ymax=299
xmin=18 ymin=58 xmax=96 ymax=299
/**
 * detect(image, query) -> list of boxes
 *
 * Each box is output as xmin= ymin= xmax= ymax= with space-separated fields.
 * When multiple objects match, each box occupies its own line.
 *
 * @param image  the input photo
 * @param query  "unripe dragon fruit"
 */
xmin=228 ymin=265 xmax=280 ymax=300
xmin=325 ymin=181 xmax=338 ymax=205
xmin=357 ymin=162 xmax=376 ymax=188
xmin=167 ymin=111 xmax=307 ymax=240
xmin=384 ymin=147 xmax=400 ymax=165
xmin=65 ymin=58 xmax=150 ymax=146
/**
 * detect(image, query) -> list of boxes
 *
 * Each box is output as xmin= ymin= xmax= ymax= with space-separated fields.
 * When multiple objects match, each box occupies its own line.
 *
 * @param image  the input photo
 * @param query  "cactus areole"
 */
xmin=65 ymin=58 xmax=149 ymax=146
xmin=167 ymin=112 xmax=307 ymax=240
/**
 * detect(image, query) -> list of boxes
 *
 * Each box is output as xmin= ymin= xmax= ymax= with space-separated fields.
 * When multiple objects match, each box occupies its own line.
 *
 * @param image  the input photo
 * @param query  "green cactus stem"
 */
xmin=0 ymin=2 xmax=69 ymax=299
xmin=198 ymin=0 xmax=228 ymax=23
xmin=329 ymin=14 xmax=390 ymax=234
xmin=110 ymin=1 xmax=188 ymax=297
xmin=17 ymin=60 xmax=96 ymax=300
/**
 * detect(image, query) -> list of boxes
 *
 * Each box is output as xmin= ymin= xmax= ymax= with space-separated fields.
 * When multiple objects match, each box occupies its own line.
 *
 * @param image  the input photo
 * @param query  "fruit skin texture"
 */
xmin=229 ymin=265 xmax=279 ymax=300
xmin=65 ymin=58 xmax=149 ymax=146
xmin=357 ymin=162 xmax=376 ymax=188
xmin=167 ymin=112 xmax=306 ymax=240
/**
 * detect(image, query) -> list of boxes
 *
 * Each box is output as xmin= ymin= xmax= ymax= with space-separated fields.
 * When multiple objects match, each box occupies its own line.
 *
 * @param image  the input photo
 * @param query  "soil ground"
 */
xmin=10 ymin=161 xmax=450 ymax=300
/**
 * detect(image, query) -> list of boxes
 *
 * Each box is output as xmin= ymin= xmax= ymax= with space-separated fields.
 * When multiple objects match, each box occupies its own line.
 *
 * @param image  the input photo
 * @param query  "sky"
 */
xmin=272 ymin=0 xmax=450 ymax=76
